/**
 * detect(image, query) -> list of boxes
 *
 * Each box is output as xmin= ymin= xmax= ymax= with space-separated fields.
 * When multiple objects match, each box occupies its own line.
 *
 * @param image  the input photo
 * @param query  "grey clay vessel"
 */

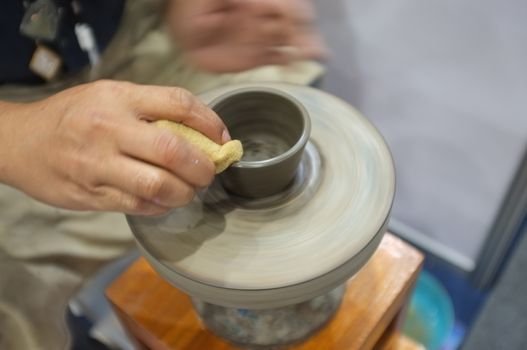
xmin=210 ymin=87 xmax=311 ymax=198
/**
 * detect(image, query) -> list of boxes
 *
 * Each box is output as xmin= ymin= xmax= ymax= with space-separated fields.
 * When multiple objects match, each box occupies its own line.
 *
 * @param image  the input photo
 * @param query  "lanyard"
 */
xmin=19 ymin=0 xmax=100 ymax=80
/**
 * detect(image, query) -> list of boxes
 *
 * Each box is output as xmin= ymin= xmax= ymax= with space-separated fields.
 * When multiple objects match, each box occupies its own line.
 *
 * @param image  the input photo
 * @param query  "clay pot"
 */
xmin=210 ymin=87 xmax=311 ymax=198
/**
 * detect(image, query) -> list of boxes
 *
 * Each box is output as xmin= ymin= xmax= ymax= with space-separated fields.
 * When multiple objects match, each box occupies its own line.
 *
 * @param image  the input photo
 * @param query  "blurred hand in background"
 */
xmin=167 ymin=0 xmax=327 ymax=72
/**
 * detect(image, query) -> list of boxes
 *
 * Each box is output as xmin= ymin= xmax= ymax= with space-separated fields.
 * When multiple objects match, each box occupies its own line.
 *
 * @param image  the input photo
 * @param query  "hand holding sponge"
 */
xmin=154 ymin=120 xmax=243 ymax=174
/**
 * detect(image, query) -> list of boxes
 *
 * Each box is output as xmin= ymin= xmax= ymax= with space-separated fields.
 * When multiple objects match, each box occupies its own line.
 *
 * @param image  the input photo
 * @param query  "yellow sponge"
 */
xmin=154 ymin=120 xmax=243 ymax=174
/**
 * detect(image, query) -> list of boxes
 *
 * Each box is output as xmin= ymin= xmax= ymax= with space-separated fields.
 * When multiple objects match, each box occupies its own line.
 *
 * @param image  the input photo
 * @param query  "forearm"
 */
xmin=0 ymin=101 xmax=31 ymax=186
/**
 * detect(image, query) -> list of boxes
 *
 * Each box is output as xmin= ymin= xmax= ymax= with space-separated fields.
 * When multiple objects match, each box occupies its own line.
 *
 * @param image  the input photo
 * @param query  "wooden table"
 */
xmin=106 ymin=233 xmax=424 ymax=349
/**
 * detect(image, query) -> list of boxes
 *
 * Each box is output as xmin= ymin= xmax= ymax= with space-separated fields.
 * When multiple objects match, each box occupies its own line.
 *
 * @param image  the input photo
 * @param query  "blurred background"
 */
xmin=313 ymin=0 xmax=526 ymax=347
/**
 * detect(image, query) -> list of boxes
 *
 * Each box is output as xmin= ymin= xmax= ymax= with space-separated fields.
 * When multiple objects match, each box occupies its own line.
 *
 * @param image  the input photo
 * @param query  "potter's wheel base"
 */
xmin=192 ymin=284 xmax=346 ymax=348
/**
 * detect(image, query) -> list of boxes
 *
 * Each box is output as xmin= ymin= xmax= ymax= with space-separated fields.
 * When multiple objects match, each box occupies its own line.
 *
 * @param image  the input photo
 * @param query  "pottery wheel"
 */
xmin=127 ymin=83 xmax=395 ymax=309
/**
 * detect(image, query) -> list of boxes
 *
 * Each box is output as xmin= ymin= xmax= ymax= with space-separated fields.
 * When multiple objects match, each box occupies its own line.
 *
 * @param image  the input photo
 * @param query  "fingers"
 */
xmin=116 ymin=121 xmax=216 ymax=187
xmin=286 ymin=0 xmax=317 ymax=25
xmin=127 ymin=84 xmax=229 ymax=144
xmin=284 ymin=26 xmax=328 ymax=61
xmin=99 ymin=156 xmax=201 ymax=209
xmin=169 ymin=0 xmax=245 ymax=53
xmin=191 ymin=0 xmax=240 ymax=15
xmin=89 ymin=185 xmax=170 ymax=216
xmin=244 ymin=0 xmax=315 ymax=30
xmin=243 ymin=0 xmax=290 ymax=18
xmin=189 ymin=11 xmax=231 ymax=47
xmin=255 ymin=16 xmax=289 ymax=46
xmin=242 ymin=0 xmax=327 ymax=62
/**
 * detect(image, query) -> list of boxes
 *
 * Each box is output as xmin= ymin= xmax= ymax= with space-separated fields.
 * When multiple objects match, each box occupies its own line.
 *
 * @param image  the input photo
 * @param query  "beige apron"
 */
xmin=0 ymin=0 xmax=324 ymax=348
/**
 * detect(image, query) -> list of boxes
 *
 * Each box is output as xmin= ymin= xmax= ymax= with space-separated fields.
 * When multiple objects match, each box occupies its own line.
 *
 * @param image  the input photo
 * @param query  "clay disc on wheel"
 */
xmin=127 ymin=83 xmax=395 ymax=309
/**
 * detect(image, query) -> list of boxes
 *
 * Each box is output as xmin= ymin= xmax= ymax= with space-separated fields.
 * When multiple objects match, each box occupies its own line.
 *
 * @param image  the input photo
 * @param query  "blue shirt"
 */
xmin=0 ymin=0 xmax=125 ymax=84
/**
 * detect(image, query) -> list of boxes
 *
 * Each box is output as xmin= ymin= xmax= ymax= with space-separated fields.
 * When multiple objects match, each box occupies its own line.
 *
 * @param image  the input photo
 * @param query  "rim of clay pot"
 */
xmin=209 ymin=87 xmax=311 ymax=169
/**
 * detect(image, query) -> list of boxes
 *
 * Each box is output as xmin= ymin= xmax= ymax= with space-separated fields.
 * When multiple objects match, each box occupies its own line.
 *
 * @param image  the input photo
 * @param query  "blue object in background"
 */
xmin=403 ymin=270 xmax=455 ymax=350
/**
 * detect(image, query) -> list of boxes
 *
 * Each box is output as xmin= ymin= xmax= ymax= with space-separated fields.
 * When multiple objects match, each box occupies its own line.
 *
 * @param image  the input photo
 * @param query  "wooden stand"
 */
xmin=106 ymin=234 xmax=424 ymax=349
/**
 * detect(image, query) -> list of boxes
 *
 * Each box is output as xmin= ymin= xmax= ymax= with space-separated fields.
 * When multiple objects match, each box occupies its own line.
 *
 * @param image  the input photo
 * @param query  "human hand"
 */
xmin=167 ymin=0 xmax=327 ymax=72
xmin=0 ymin=80 xmax=229 ymax=215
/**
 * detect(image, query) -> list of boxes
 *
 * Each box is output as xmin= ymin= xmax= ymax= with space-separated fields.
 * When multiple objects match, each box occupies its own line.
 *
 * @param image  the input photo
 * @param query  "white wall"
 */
xmin=314 ymin=0 xmax=527 ymax=269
